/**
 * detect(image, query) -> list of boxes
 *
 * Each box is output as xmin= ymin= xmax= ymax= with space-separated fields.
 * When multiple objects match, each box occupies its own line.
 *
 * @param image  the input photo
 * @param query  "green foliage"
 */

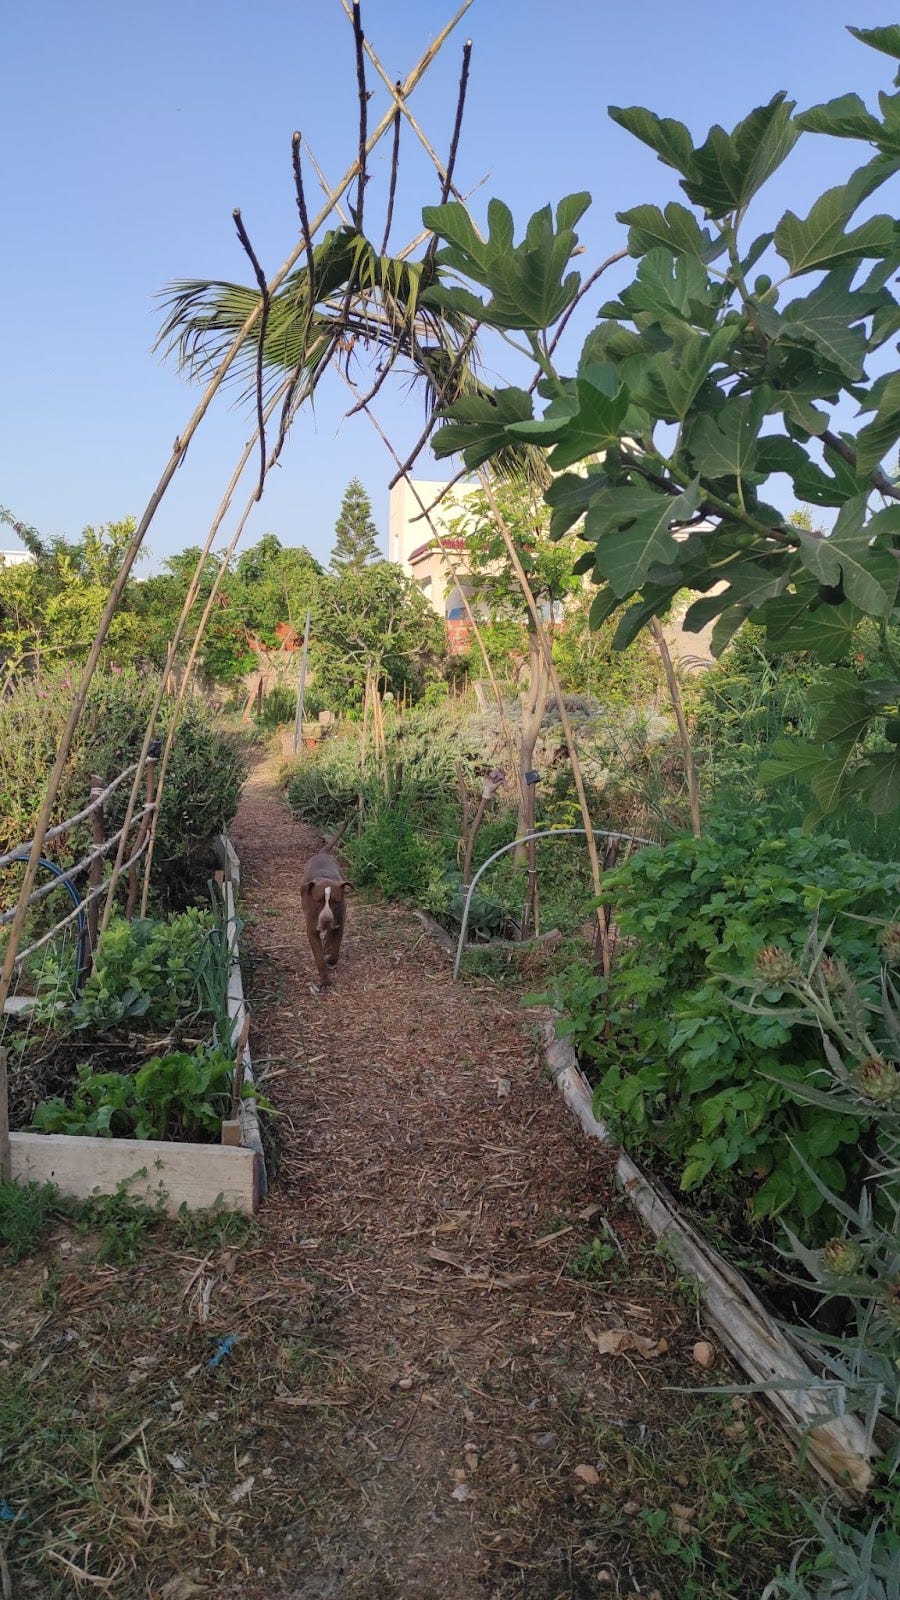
xmin=286 ymin=700 xmax=477 ymax=832
xmin=0 ymin=1179 xmax=60 ymax=1262
xmin=552 ymin=593 xmax=664 ymax=708
xmin=446 ymin=480 xmax=582 ymax=622
xmin=746 ymin=928 xmax=900 ymax=1599
xmin=311 ymin=561 xmax=446 ymax=712
xmin=256 ymin=683 xmax=297 ymax=729
xmin=330 ymin=478 xmax=381 ymax=571
xmin=0 ymin=669 xmax=244 ymax=904
xmin=157 ymin=222 xmax=477 ymax=419
xmin=696 ymin=625 xmax=900 ymax=857
xmin=423 ymin=35 xmax=900 ymax=819
xmin=347 ymin=807 xmax=442 ymax=902
xmin=557 ymin=811 xmax=899 ymax=1235
xmin=423 ymin=193 xmax=590 ymax=330
xmin=0 ymin=1171 xmax=257 ymax=1268
xmin=65 ymin=909 xmax=218 ymax=1031
xmin=31 ymin=1044 xmax=238 ymax=1142
xmin=763 ymin=1504 xmax=900 ymax=1600
xmin=0 ymin=517 xmax=144 ymax=672
xmin=569 ymin=1236 xmax=616 ymax=1278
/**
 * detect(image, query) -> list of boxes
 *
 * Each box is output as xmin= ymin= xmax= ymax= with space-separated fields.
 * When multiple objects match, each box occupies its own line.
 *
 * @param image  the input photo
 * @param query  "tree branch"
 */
xmin=821 ymin=428 xmax=900 ymax=502
xmin=232 ymin=209 xmax=270 ymax=501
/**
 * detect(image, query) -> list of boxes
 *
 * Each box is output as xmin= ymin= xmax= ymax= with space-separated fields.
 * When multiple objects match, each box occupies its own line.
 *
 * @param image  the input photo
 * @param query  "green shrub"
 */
xmin=553 ymin=600 xmax=664 ymax=712
xmin=347 ymin=807 xmax=442 ymax=902
xmin=695 ymin=628 xmax=900 ymax=861
xmin=285 ymin=702 xmax=481 ymax=836
xmin=0 ymin=1179 xmax=60 ymax=1262
xmin=31 ymin=1044 xmax=238 ymax=1142
xmin=285 ymin=738 xmax=369 ymax=831
xmin=558 ymin=809 xmax=900 ymax=1238
xmin=256 ymin=683 xmax=297 ymax=728
xmin=61 ymin=908 xmax=220 ymax=1031
xmin=0 ymin=669 xmax=245 ymax=906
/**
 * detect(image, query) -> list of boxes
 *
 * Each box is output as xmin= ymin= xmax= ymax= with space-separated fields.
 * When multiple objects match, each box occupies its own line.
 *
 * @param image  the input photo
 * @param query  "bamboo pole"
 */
xmin=103 ymin=378 xmax=295 ymax=935
xmin=82 ymin=774 xmax=105 ymax=984
xmin=339 ymin=372 xmax=519 ymax=791
xmin=477 ymin=471 xmax=612 ymax=974
xmin=339 ymin=0 xmax=472 ymax=205
xmin=650 ymin=618 xmax=701 ymax=839
xmin=292 ymin=610 xmax=312 ymax=756
xmin=0 ymin=1049 xmax=9 ymax=1184
xmin=125 ymin=754 xmax=158 ymax=920
xmin=0 ymin=5 xmax=471 ymax=1020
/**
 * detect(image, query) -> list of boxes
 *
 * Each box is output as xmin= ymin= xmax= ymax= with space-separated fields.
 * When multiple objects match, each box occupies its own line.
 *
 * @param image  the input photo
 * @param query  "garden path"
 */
xmin=217 ymin=753 xmax=792 ymax=1599
xmin=0 ymin=754 xmax=802 ymax=1600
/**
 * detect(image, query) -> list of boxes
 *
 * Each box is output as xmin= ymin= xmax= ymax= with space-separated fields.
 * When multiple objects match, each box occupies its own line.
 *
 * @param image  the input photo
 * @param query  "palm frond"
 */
xmin=155 ymin=227 xmax=480 ymax=415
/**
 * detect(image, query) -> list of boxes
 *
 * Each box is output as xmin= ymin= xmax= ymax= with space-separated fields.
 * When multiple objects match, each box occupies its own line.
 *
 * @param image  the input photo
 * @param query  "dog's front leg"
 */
xmin=304 ymin=919 xmax=331 ymax=987
xmin=323 ymin=920 xmax=344 ymax=969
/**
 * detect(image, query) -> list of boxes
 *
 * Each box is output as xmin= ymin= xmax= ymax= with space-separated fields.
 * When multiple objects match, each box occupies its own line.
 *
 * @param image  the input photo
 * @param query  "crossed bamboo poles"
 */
xmin=0 ymin=0 xmax=475 ymax=1017
xmin=1 ymin=0 xmax=623 ymax=1011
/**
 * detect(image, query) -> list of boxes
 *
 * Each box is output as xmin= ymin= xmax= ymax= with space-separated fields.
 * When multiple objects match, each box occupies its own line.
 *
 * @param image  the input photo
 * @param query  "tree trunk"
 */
xmin=514 ymin=622 xmax=550 ymax=866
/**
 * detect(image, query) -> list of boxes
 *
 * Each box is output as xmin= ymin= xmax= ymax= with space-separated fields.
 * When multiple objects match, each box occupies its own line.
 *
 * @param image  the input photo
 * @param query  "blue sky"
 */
xmin=2 ymin=0 xmax=897 ymax=572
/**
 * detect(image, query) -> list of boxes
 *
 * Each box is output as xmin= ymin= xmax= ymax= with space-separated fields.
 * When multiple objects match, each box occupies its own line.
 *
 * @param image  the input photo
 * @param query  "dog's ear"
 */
xmin=302 ymin=879 xmax=317 ymax=897
xmin=341 ymin=880 xmax=353 ymax=892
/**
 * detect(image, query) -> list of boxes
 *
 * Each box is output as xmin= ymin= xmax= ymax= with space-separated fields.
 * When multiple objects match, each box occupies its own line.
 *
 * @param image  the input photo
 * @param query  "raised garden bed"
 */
xmin=2 ymin=836 xmax=265 ymax=1216
xmin=541 ymin=1019 xmax=874 ymax=1501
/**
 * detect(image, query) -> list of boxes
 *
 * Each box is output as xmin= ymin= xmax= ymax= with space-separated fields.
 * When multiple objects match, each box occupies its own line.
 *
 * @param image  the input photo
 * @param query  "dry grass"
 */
xmin=0 ymin=755 xmax=807 ymax=1599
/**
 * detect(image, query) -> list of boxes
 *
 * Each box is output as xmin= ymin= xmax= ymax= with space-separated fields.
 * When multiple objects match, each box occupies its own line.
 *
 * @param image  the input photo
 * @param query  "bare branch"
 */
xmin=385 ymin=323 xmax=480 ymax=481
xmin=349 ymin=0 xmax=368 ymax=233
xmin=379 ymin=98 xmax=402 ymax=257
xmin=292 ymin=132 xmax=317 ymax=331
xmin=821 ymin=427 xmax=900 ymax=502
xmin=441 ymin=39 xmax=471 ymax=205
xmin=232 ymin=208 xmax=271 ymax=500
xmin=341 ymin=0 xmax=474 ymax=202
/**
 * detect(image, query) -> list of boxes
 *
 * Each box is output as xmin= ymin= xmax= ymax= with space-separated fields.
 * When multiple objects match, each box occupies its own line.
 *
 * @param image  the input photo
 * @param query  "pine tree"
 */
xmin=330 ymin=479 xmax=381 ymax=571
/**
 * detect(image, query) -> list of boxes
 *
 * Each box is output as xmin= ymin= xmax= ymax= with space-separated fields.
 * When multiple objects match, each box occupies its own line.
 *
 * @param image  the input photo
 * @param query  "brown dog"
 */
xmin=300 ymin=851 xmax=351 ymax=987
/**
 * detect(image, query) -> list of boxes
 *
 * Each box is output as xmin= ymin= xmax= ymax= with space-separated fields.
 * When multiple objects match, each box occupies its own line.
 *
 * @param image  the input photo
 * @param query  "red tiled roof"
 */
xmin=409 ymin=536 xmax=468 ymax=563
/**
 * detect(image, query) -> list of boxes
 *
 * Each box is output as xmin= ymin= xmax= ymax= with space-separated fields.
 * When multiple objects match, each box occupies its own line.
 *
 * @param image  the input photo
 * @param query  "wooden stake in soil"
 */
xmin=477 ymin=471 xmax=613 ymax=975
xmin=650 ymin=617 xmax=701 ymax=839
xmin=82 ymin=774 xmax=105 ymax=984
xmin=292 ymin=609 xmax=312 ymax=757
xmin=0 ymin=1049 xmax=10 ymax=1184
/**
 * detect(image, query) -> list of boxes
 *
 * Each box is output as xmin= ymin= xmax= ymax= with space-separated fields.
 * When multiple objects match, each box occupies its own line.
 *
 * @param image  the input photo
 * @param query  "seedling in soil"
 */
xmin=570 ymin=1237 xmax=617 ymax=1279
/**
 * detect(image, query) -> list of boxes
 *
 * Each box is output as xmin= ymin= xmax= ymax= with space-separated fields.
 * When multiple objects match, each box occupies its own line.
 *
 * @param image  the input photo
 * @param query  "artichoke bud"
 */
xmin=820 ymin=1238 xmax=862 ymax=1278
xmin=853 ymin=1055 xmax=900 ymax=1107
xmin=754 ymin=945 xmax=800 ymax=985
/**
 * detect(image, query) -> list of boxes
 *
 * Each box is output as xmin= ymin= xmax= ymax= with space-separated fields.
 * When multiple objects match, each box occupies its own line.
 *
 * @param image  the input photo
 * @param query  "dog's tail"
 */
xmin=323 ymin=817 xmax=351 ymax=853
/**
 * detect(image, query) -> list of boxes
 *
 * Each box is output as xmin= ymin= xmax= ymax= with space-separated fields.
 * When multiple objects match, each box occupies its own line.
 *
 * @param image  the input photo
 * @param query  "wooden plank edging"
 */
xmin=9 ymin=1132 xmax=259 ymax=1216
xmin=541 ymin=1019 xmax=874 ymax=1501
xmin=222 ymin=848 xmax=267 ymax=1200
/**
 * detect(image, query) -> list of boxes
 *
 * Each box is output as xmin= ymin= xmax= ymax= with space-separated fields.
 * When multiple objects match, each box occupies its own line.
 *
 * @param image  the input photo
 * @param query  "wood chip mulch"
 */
xmin=1 ymin=752 xmax=801 ymax=1600
xmin=218 ymin=756 xmax=793 ymax=1600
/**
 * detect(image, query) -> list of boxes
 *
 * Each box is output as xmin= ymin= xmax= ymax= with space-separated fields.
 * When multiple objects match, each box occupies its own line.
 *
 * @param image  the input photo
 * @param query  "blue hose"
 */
xmin=11 ymin=855 xmax=88 ymax=977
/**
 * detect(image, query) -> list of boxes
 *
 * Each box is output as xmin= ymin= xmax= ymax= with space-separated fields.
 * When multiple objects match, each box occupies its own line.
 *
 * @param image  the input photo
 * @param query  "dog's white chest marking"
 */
xmin=316 ymin=885 xmax=334 ymax=936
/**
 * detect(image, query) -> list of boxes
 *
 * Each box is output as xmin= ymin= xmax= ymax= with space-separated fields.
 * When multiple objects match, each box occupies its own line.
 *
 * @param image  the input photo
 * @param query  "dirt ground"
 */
xmin=1 ymin=755 xmax=802 ymax=1599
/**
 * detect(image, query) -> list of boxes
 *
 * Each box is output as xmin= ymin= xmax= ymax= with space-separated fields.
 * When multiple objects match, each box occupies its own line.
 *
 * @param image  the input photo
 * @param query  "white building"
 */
xmin=388 ymin=477 xmax=481 ymax=622
xmin=0 ymin=549 xmax=34 ymax=566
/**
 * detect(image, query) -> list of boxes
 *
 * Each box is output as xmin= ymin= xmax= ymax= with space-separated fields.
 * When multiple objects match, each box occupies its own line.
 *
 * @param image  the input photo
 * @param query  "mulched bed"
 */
xmin=0 ymin=753 xmax=804 ymax=1599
